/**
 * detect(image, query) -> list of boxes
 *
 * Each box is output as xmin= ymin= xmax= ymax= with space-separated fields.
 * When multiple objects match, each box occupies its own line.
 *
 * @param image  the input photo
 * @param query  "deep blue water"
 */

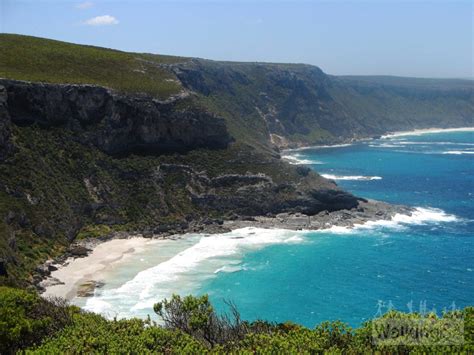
xmin=198 ymin=130 xmax=474 ymax=327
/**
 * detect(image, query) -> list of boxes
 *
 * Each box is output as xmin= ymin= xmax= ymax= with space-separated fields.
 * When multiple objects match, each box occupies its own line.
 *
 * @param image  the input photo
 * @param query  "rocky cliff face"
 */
xmin=0 ymin=86 xmax=15 ymax=160
xmin=2 ymin=35 xmax=472 ymax=286
xmin=0 ymin=79 xmax=232 ymax=157
xmin=155 ymin=163 xmax=358 ymax=218
xmin=172 ymin=60 xmax=474 ymax=148
xmin=0 ymin=78 xmax=361 ymax=284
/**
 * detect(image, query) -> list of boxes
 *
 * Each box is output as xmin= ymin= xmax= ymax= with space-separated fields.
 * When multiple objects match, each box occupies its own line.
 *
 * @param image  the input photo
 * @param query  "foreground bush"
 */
xmin=0 ymin=287 xmax=73 ymax=354
xmin=1 ymin=287 xmax=472 ymax=354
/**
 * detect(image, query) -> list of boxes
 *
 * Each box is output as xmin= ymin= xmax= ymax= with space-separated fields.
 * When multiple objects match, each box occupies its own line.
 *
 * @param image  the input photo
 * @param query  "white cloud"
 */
xmin=84 ymin=15 xmax=119 ymax=26
xmin=76 ymin=1 xmax=93 ymax=10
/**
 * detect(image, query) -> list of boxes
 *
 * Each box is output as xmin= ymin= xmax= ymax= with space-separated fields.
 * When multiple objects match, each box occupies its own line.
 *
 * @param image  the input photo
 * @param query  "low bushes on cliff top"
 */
xmin=0 ymin=286 xmax=75 ymax=354
xmin=1 ymin=287 xmax=472 ymax=354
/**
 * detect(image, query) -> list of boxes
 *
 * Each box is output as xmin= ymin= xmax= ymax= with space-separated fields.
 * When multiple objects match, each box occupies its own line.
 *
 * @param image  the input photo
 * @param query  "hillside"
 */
xmin=0 ymin=34 xmax=473 ymax=286
xmin=172 ymin=59 xmax=473 ymax=148
xmin=0 ymin=34 xmax=184 ymax=99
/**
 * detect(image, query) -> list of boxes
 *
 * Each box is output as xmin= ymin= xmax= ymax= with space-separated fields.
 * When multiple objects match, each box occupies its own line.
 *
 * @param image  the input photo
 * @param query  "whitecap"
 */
xmin=391 ymin=207 xmax=458 ymax=224
xmin=369 ymin=144 xmax=402 ymax=148
xmin=311 ymin=143 xmax=353 ymax=149
xmin=317 ymin=207 xmax=458 ymax=235
xmin=281 ymin=154 xmax=324 ymax=165
xmin=398 ymin=141 xmax=474 ymax=146
xmin=284 ymin=235 xmax=305 ymax=243
xmin=283 ymin=143 xmax=353 ymax=152
xmin=214 ymin=265 xmax=243 ymax=274
xmin=381 ymin=127 xmax=474 ymax=139
xmin=83 ymin=227 xmax=306 ymax=318
xmin=441 ymin=150 xmax=474 ymax=155
xmin=321 ymin=174 xmax=382 ymax=181
xmin=82 ymin=209 xmax=459 ymax=319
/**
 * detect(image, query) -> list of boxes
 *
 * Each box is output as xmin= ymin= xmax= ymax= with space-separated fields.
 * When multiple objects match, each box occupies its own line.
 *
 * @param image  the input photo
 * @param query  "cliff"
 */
xmin=0 ymin=78 xmax=356 ymax=285
xmin=1 ymin=79 xmax=231 ymax=156
xmin=0 ymin=34 xmax=472 ymax=285
xmin=172 ymin=60 xmax=473 ymax=148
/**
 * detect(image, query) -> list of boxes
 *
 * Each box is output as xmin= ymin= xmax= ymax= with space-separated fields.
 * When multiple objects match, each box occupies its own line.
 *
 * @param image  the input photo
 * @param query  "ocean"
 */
xmin=80 ymin=129 xmax=474 ymax=327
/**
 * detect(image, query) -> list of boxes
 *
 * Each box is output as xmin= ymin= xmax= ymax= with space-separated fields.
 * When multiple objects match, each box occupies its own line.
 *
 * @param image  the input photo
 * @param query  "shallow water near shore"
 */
xmin=76 ymin=129 xmax=473 ymax=326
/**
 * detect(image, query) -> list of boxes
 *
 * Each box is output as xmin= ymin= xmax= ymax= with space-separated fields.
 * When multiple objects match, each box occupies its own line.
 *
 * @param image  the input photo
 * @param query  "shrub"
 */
xmin=0 ymin=286 xmax=73 ymax=353
xmin=154 ymin=294 xmax=254 ymax=347
xmin=0 ymin=288 xmax=470 ymax=354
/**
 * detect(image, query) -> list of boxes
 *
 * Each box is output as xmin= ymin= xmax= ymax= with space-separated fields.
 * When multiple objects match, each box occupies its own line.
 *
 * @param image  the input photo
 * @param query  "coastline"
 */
xmin=380 ymin=126 xmax=474 ymax=139
xmin=282 ymin=126 xmax=474 ymax=153
xmin=39 ymin=126 xmax=471 ymax=302
xmin=41 ymin=238 xmax=162 ymax=300
xmin=40 ymin=199 xmax=415 ymax=301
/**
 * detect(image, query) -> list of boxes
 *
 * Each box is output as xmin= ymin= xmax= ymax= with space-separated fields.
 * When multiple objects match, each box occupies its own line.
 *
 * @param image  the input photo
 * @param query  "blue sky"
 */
xmin=1 ymin=0 xmax=472 ymax=78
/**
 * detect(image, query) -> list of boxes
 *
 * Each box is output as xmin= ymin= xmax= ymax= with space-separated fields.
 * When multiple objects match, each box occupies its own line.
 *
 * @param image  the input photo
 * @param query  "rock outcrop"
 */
xmin=156 ymin=163 xmax=359 ymax=216
xmin=0 ymin=86 xmax=14 ymax=160
xmin=0 ymin=79 xmax=232 ymax=156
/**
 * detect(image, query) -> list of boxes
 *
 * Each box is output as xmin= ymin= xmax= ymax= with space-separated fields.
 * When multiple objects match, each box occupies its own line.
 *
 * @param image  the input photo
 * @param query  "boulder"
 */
xmin=69 ymin=245 xmax=91 ymax=257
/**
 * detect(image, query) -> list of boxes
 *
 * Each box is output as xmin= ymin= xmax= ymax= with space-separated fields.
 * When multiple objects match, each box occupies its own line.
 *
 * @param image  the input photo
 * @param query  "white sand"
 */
xmin=381 ymin=127 xmax=474 ymax=139
xmin=282 ymin=127 xmax=474 ymax=153
xmin=42 ymin=237 xmax=159 ymax=300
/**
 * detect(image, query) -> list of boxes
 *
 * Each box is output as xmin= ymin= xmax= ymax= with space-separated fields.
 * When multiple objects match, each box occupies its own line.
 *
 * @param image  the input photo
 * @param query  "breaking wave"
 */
xmin=442 ymin=150 xmax=474 ymax=155
xmin=321 ymin=174 xmax=382 ymax=181
xmin=82 ymin=207 xmax=458 ymax=319
xmin=381 ymin=127 xmax=474 ymax=139
xmin=83 ymin=228 xmax=306 ymax=319
xmin=318 ymin=207 xmax=458 ymax=234
xmin=282 ymin=154 xmax=324 ymax=165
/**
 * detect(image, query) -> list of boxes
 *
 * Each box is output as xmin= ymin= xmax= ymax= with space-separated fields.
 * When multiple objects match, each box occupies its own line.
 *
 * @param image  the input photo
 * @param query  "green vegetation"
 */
xmin=177 ymin=60 xmax=473 ymax=147
xmin=76 ymin=225 xmax=113 ymax=240
xmin=0 ymin=287 xmax=472 ymax=354
xmin=0 ymin=123 xmax=310 ymax=285
xmin=0 ymin=34 xmax=184 ymax=99
xmin=1 ymin=35 xmax=473 ymax=354
xmin=0 ymin=286 xmax=74 ymax=353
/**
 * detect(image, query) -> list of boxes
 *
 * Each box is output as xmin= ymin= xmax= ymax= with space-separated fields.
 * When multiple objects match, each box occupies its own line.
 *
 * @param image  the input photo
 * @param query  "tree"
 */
xmin=154 ymin=294 xmax=250 ymax=347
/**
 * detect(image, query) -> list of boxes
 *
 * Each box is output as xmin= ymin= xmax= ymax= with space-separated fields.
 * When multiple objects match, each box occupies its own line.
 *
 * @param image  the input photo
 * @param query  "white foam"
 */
xmin=310 ymin=143 xmax=353 ymax=149
xmin=381 ymin=127 xmax=474 ymax=139
xmin=282 ymin=154 xmax=323 ymax=165
xmin=321 ymin=174 xmax=382 ymax=181
xmin=317 ymin=207 xmax=458 ymax=235
xmin=398 ymin=141 xmax=474 ymax=146
xmin=214 ymin=265 xmax=243 ymax=274
xmin=82 ymin=208 xmax=459 ymax=319
xmin=83 ymin=227 xmax=306 ymax=318
xmin=390 ymin=207 xmax=458 ymax=224
xmin=369 ymin=143 xmax=402 ymax=148
xmin=283 ymin=143 xmax=352 ymax=152
xmin=441 ymin=150 xmax=474 ymax=155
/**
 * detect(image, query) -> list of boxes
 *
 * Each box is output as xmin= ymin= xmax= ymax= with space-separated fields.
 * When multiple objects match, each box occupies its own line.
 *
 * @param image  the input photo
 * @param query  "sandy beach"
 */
xmin=283 ymin=127 xmax=474 ymax=153
xmin=40 ymin=199 xmax=414 ymax=302
xmin=42 ymin=237 xmax=160 ymax=300
xmin=380 ymin=126 xmax=474 ymax=139
xmin=40 ymin=127 xmax=473 ymax=303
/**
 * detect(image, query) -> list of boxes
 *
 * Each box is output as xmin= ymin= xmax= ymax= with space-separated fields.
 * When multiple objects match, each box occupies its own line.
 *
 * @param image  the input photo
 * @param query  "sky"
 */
xmin=1 ymin=0 xmax=472 ymax=78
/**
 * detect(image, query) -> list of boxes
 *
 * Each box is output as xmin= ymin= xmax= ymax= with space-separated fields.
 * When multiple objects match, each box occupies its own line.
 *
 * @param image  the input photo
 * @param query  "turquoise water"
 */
xmin=83 ymin=130 xmax=473 ymax=326
xmin=198 ymin=130 xmax=474 ymax=327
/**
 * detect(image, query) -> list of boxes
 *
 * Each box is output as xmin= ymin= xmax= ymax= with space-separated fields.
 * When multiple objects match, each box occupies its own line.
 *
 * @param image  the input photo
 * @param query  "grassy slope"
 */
xmin=0 ymin=34 xmax=184 ymax=99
